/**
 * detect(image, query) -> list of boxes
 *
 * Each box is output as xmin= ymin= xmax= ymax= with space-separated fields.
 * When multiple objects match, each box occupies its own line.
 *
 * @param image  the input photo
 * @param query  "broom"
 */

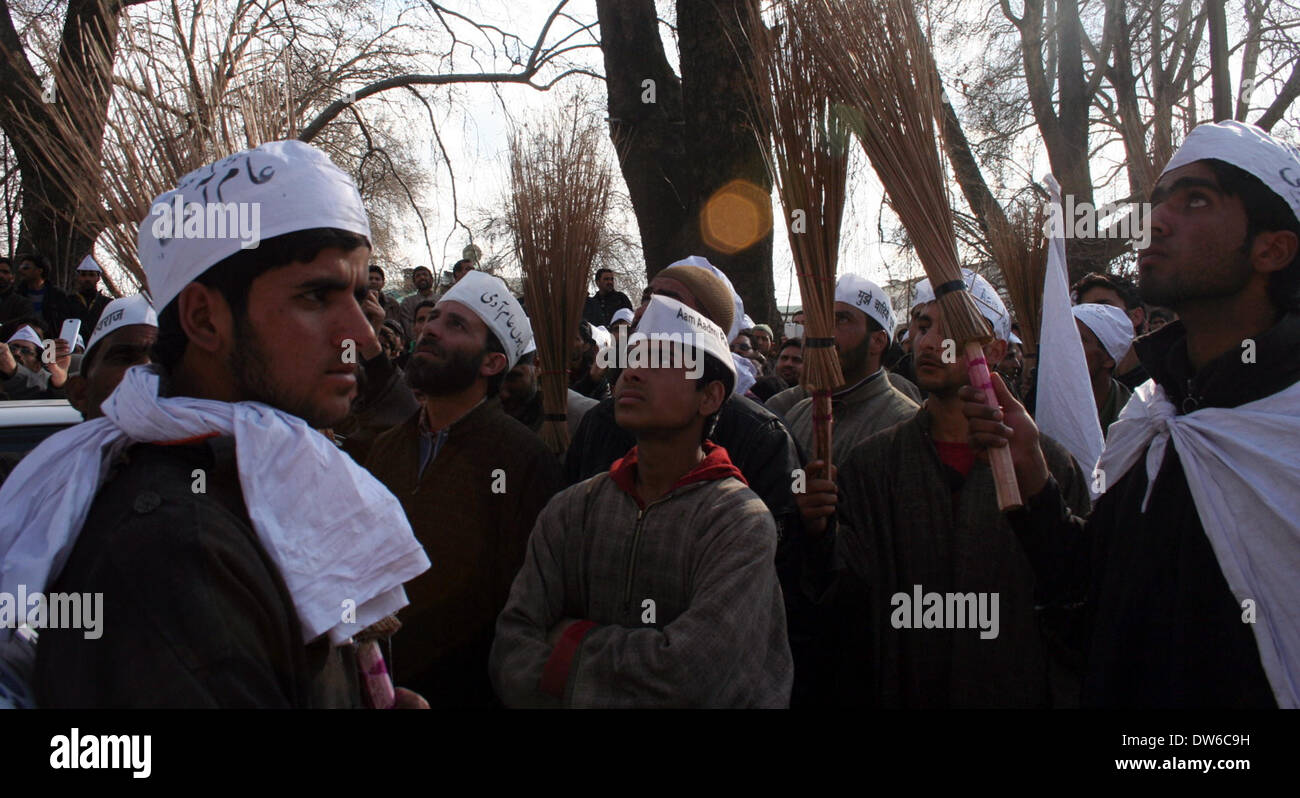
xmin=989 ymin=199 xmax=1049 ymax=360
xmin=509 ymin=99 xmax=613 ymax=455
xmin=813 ymin=0 xmax=1022 ymax=509
xmin=744 ymin=0 xmax=848 ymax=470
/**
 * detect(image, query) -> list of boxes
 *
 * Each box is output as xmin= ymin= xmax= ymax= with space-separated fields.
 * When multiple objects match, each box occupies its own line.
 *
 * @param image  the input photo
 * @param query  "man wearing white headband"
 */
xmin=567 ymin=264 xmax=805 ymax=555
xmin=784 ymin=274 xmax=917 ymax=467
xmin=364 ymin=269 xmax=562 ymax=707
xmin=0 ymin=322 xmax=71 ymax=400
xmin=3 ymin=140 xmax=430 ymax=708
xmin=967 ymin=120 xmax=1300 ymax=708
xmin=493 ymin=295 xmax=792 ymax=707
xmin=71 ymin=255 xmax=112 ymax=331
xmin=1072 ymin=303 xmax=1136 ymax=432
xmin=64 ymin=294 xmax=158 ymax=420
xmin=801 ymin=271 xmax=1091 ymax=707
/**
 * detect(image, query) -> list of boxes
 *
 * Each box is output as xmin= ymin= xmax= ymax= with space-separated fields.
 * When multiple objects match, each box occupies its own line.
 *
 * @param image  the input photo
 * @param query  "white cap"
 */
xmin=741 ymin=313 xmax=756 ymax=331
xmin=630 ymin=295 xmax=737 ymax=394
xmin=611 ymin=308 xmax=635 ymax=325
xmin=835 ymin=274 xmax=897 ymax=343
xmin=76 ymin=255 xmax=101 ymax=274
xmin=913 ymin=268 xmax=1012 ymax=342
xmin=1072 ymin=303 xmax=1135 ymax=364
xmin=138 ymin=140 xmax=371 ymax=312
xmin=1161 ymin=121 xmax=1300 ymax=223
xmin=6 ymin=325 xmax=42 ymax=348
xmin=437 ymin=270 xmax=533 ymax=369
xmin=86 ymin=294 xmax=159 ymax=356
xmin=667 ymin=256 xmax=746 ymax=342
xmin=591 ymin=324 xmax=613 ymax=355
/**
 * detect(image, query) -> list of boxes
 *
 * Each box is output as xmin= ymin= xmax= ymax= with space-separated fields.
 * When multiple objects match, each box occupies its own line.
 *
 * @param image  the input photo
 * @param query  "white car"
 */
xmin=0 ymin=399 xmax=83 ymax=485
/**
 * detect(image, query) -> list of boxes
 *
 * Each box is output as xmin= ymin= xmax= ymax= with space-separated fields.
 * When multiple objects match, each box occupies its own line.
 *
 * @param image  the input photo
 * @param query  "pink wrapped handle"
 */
xmin=964 ymin=343 xmax=1023 ymax=511
xmin=357 ymin=639 xmax=396 ymax=709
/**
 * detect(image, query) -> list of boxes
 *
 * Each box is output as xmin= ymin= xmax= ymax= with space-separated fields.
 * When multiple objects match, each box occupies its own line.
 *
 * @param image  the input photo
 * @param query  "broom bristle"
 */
xmin=746 ymin=0 xmax=847 ymax=397
xmin=989 ymin=200 xmax=1049 ymax=355
xmin=509 ymin=100 xmax=613 ymax=455
xmin=812 ymin=0 xmax=989 ymax=345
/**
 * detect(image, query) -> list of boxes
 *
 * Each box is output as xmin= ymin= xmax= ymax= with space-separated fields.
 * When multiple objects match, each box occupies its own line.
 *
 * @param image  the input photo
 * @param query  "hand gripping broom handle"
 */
xmin=963 ymin=341 xmax=1023 ymax=511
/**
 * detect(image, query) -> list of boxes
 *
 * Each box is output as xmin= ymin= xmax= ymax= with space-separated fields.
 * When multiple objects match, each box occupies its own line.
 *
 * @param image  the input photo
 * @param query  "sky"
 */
xmin=44 ymin=0 xmax=1298 ymax=319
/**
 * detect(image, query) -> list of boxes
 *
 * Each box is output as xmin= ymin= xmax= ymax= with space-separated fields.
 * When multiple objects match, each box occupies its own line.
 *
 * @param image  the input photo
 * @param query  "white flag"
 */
xmin=1035 ymin=175 xmax=1105 ymax=494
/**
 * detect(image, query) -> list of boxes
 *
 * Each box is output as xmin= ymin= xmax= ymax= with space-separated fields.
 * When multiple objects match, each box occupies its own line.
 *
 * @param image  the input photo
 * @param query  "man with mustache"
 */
xmin=799 ymin=271 xmax=1090 ymax=707
xmin=365 ymin=270 xmax=562 ymax=707
xmin=963 ymin=121 xmax=1300 ymax=707
xmin=4 ymin=140 xmax=430 ymax=707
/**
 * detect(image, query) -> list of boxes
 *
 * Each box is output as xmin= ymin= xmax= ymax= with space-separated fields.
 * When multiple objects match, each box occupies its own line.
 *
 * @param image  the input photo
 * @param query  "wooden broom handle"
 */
xmin=963 ymin=341 xmax=1023 ymax=511
xmin=812 ymin=389 xmax=834 ymax=475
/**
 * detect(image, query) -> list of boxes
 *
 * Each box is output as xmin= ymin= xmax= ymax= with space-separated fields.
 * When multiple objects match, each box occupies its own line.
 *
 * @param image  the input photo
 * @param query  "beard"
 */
xmin=837 ymin=334 xmax=873 ymax=383
xmin=227 ymin=316 xmax=347 ymax=428
xmin=1140 ymin=240 xmax=1253 ymax=309
xmin=405 ymin=339 xmax=484 ymax=396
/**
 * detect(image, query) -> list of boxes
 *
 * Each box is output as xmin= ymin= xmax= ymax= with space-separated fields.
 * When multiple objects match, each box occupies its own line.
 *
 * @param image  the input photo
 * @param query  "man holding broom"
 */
xmin=490 ymin=295 xmax=792 ymax=707
xmin=798 ymin=272 xmax=1090 ymax=707
xmin=784 ymin=274 xmax=917 ymax=464
xmin=962 ymin=120 xmax=1300 ymax=708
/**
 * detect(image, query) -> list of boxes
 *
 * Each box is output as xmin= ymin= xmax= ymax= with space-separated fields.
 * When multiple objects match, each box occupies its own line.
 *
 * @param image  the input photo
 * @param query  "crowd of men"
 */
xmin=0 ymin=118 xmax=1296 ymax=709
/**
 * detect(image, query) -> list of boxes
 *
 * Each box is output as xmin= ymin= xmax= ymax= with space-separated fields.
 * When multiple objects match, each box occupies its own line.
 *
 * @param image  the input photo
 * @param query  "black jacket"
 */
xmin=0 ymin=287 xmax=33 ymax=326
xmin=1010 ymin=312 xmax=1300 ymax=708
xmin=582 ymin=290 xmax=633 ymax=328
xmin=35 ymin=437 xmax=361 ymax=708
xmin=71 ymin=290 xmax=113 ymax=331
xmin=18 ymin=282 xmax=74 ymax=335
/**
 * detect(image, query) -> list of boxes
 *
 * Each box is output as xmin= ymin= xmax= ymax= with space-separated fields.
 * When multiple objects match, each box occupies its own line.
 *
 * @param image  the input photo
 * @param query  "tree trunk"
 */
xmin=1206 ymin=0 xmax=1233 ymax=121
xmin=0 ymin=0 xmax=126 ymax=287
xmin=596 ymin=0 xmax=777 ymax=326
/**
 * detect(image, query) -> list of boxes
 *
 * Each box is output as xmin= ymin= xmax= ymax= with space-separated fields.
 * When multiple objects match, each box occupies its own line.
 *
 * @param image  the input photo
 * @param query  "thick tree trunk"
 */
xmin=0 ymin=0 xmax=125 ymax=287
xmin=596 ymin=0 xmax=777 ymax=327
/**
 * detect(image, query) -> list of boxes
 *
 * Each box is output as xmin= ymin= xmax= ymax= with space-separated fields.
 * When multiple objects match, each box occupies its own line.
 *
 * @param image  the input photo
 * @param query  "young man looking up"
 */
xmin=963 ymin=121 xmax=1300 ymax=708
xmin=491 ymin=295 xmax=792 ymax=707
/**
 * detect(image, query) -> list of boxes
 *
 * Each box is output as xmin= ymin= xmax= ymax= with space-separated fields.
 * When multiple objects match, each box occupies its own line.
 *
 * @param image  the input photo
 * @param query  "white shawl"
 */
xmin=0 ymin=366 xmax=429 ymax=647
xmin=1095 ymin=378 xmax=1300 ymax=707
